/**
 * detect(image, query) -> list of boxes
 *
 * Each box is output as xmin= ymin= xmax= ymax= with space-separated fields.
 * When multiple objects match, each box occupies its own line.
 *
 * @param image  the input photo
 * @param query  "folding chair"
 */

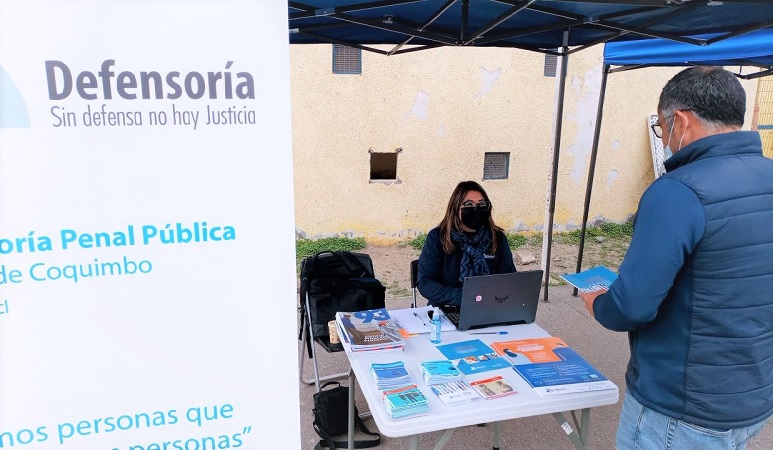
xmin=298 ymin=251 xmax=385 ymax=391
xmin=410 ymin=259 xmax=419 ymax=308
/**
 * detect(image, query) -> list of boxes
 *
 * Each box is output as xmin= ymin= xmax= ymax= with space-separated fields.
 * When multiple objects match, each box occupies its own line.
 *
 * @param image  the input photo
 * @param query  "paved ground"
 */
xmin=297 ymin=285 xmax=773 ymax=449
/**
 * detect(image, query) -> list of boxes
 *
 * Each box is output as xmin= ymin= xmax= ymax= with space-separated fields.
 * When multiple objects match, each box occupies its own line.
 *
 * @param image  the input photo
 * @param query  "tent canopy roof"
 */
xmin=603 ymin=28 xmax=773 ymax=78
xmin=289 ymin=1 xmax=773 ymax=55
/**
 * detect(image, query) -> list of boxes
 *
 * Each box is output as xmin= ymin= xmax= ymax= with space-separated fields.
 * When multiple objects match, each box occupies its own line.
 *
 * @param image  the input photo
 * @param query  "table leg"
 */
xmin=408 ymin=435 xmax=419 ymax=450
xmin=432 ymin=428 xmax=455 ymax=450
xmin=580 ymin=408 xmax=591 ymax=444
xmin=551 ymin=409 xmax=590 ymax=450
xmin=493 ymin=422 xmax=501 ymax=450
xmin=348 ymin=369 xmax=355 ymax=450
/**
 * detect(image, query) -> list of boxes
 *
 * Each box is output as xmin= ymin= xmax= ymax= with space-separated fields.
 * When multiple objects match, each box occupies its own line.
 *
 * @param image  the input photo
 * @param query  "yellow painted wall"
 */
xmin=289 ymin=45 xmax=759 ymax=243
xmin=754 ymin=76 xmax=773 ymax=158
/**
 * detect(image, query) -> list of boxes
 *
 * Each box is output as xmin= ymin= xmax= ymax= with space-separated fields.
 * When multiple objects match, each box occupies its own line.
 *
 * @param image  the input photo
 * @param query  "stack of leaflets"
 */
xmin=370 ymin=361 xmax=412 ymax=390
xmin=560 ymin=265 xmax=618 ymax=293
xmin=469 ymin=376 xmax=517 ymax=400
xmin=335 ymin=308 xmax=405 ymax=352
xmin=434 ymin=339 xmax=510 ymax=375
xmin=419 ymin=360 xmax=463 ymax=385
xmin=381 ymin=384 xmax=430 ymax=420
xmin=491 ymin=337 xmax=617 ymax=396
xmin=429 ymin=381 xmax=481 ymax=407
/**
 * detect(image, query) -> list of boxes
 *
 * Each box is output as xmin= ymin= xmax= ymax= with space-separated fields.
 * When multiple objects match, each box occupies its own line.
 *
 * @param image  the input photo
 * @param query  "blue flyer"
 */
xmin=435 ymin=339 xmax=511 ymax=375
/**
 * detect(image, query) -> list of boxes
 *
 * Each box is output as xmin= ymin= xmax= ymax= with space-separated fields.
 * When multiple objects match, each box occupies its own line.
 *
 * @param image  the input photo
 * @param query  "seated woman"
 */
xmin=417 ymin=181 xmax=516 ymax=307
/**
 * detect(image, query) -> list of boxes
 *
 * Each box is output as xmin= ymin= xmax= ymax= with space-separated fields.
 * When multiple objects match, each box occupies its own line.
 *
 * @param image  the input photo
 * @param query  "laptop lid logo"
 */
xmin=475 ymin=295 xmax=482 ymax=302
xmin=495 ymin=295 xmax=509 ymax=303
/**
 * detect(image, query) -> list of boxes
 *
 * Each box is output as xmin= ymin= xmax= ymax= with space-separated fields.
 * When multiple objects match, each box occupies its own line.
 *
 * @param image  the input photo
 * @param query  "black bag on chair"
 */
xmin=299 ymin=251 xmax=386 ymax=355
xmin=313 ymin=382 xmax=380 ymax=450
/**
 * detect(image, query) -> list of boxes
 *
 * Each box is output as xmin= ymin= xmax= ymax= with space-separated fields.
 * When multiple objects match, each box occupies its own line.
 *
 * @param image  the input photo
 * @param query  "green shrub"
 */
xmin=558 ymin=221 xmax=633 ymax=244
xmin=506 ymin=233 xmax=527 ymax=249
xmin=407 ymin=233 xmax=427 ymax=250
xmin=600 ymin=221 xmax=634 ymax=238
xmin=295 ymin=237 xmax=366 ymax=261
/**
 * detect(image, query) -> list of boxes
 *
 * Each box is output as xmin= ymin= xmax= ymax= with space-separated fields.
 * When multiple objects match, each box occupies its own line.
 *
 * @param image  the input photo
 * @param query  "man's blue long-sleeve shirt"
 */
xmin=593 ymin=179 xmax=705 ymax=330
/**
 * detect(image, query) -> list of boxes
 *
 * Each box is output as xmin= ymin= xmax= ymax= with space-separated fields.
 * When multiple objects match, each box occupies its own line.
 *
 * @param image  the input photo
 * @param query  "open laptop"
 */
xmin=440 ymin=270 xmax=543 ymax=331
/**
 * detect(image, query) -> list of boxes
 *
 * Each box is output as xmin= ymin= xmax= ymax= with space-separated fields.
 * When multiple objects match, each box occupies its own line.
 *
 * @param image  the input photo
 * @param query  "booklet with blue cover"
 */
xmin=434 ymin=339 xmax=510 ymax=375
xmin=381 ymin=384 xmax=430 ymax=420
xmin=560 ymin=265 xmax=618 ymax=293
xmin=419 ymin=360 xmax=463 ymax=385
xmin=492 ymin=337 xmax=616 ymax=396
xmin=370 ymin=361 xmax=412 ymax=390
xmin=335 ymin=308 xmax=406 ymax=352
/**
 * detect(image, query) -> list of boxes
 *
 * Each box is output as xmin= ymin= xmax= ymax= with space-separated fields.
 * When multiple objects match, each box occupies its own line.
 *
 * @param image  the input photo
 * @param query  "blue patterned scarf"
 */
xmin=451 ymin=227 xmax=492 ymax=282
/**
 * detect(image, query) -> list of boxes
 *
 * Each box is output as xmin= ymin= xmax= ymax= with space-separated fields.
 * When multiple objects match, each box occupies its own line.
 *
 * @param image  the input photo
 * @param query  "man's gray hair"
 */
xmin=658 ymin=66 xmax=746 ymax=129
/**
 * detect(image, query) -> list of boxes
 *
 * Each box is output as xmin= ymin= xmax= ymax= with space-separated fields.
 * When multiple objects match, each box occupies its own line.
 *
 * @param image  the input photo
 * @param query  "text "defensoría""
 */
xmin=45 ymin=60 xmax=255 ymax=101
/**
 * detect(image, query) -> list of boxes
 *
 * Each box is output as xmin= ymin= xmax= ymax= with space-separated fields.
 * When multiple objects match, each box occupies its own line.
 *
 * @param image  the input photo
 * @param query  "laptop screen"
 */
xmin=443 ymin=270 xmax=543 ymax=331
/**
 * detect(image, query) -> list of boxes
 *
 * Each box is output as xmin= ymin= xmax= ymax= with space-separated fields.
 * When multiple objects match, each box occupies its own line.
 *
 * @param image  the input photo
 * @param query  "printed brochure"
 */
xmin=429 ymin=381 xmax=480 ymax=406
xmin=381 ymin=384 xmax=430 ymax=420
xmin=468 ymin=375 xmax=517 ymax=400
xmin=335 ymin=308 xmax=405 ymax=352
xmin=491 ymin=337 xmax=616 ymax=396
xmin=560 ymin=265 xmax=618 ymax=293
xmin=434 ymin=339 xmax=510 ymax=375
xmin=419 ymin=360 xmax=463 ymax=385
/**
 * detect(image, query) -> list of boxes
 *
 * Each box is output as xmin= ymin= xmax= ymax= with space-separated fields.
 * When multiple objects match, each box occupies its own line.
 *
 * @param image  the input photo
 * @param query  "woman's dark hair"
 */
xmin=438 ymin=181 xmax=503 ymax=255
xmin=658 ymin=66 xmax=746 ymax=129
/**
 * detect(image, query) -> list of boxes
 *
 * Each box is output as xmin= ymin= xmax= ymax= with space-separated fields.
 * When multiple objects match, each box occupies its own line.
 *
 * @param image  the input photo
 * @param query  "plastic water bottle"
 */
xmin=430 ymin=307 xmax=442 ymax=344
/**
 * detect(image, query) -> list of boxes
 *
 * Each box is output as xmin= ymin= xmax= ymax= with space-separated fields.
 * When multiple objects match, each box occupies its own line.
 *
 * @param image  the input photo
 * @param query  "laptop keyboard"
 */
xmin=441 ymin=307 xmax=461 ymax=328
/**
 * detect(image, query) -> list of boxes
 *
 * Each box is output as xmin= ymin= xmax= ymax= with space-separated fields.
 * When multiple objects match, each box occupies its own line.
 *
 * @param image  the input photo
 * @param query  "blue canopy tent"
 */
xmin=288 ymin=0 xmax=773 ymax=302
xmin=572 ymin=27 xmax=773 ymax=293
xmin=605 ymin=28 xmax=773 ymax=77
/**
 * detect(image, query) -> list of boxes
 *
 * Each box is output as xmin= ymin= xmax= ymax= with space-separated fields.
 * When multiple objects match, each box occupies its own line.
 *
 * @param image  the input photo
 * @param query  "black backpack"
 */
xmin=299 ymin=251 xmax=386 ymax=355
xmin=312 ymin=381 xmax=381 ymax=449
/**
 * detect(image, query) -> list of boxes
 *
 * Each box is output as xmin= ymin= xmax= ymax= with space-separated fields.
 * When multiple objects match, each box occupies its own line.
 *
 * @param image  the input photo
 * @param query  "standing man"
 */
xmin=581 ymin=66 xmax=773 ymax=449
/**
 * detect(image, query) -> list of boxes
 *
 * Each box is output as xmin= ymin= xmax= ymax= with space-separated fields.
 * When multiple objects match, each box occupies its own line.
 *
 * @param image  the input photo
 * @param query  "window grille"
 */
xmin=483 ymin=152 xmax=510 ymax=180
xmin=544 ymin=54 xmax=557 ymax=77
xmin=333 ymin=44 xmax=362 ymax=74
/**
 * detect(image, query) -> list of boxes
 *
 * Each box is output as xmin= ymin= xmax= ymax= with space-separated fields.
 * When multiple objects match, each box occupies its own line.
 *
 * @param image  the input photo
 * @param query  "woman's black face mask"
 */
xmin=460 ymin=206 xmax=491 ymax=231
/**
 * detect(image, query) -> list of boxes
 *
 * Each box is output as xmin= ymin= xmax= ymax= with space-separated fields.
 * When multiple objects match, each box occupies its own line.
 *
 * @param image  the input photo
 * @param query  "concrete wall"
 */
xmin=289 ymin=44 xmax=758 ymax=243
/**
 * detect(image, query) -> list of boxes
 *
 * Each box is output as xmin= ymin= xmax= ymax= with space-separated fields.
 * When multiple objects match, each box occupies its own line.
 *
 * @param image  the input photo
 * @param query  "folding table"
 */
xmin=342 ymin=322 xmax=619 ymax=449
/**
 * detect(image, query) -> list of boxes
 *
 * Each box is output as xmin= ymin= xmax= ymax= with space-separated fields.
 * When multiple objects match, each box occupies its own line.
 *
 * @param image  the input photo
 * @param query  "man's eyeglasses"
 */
xmin=651 ymin=109 xmax=691 ymax=139
xmin=651 ymin=122 xmax=665 ymax=139
xmin=460 ymin=200 xmax=491 ymax=211
xmin=651 ymin=115 xmax=672 ymax=139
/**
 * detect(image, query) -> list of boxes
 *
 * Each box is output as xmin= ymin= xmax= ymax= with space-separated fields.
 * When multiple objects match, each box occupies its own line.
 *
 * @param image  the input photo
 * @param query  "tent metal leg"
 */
xmin=574 ymin=64 xmax=609 ymax=296
xmin=541 ymin=30 xmax=570 ymax=303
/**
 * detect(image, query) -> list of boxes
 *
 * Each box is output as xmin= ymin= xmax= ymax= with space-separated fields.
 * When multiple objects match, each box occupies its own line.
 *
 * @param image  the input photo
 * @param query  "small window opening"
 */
xmin=333 ymin=44 xmax=362 ymax=74
xmin=369 ymin=148 xmax=401 ymax=181
xmin=483 ymin=152 xmax=510 ymax=180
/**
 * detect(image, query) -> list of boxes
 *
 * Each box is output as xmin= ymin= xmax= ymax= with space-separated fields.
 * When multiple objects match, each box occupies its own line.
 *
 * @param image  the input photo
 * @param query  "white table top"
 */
xmin=343 ymin=322 xmax=619 ymax=438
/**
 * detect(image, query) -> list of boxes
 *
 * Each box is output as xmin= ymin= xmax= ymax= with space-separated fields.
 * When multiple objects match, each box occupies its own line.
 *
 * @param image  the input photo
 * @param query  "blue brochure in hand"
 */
xmin=560 ymin=266 xmax=618 ymax=293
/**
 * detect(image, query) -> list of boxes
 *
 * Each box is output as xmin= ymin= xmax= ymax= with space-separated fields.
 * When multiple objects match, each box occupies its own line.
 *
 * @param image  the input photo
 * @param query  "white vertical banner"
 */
xmin=0 ymin=1 xmax=300 ymax=449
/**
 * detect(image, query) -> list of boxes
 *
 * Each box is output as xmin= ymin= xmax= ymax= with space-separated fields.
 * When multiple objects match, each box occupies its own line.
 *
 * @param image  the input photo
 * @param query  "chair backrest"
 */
xmin=410 ymin=259 xmax=419 ymax=308
xmin=300 ymin=251 xmax=386 ymax=338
